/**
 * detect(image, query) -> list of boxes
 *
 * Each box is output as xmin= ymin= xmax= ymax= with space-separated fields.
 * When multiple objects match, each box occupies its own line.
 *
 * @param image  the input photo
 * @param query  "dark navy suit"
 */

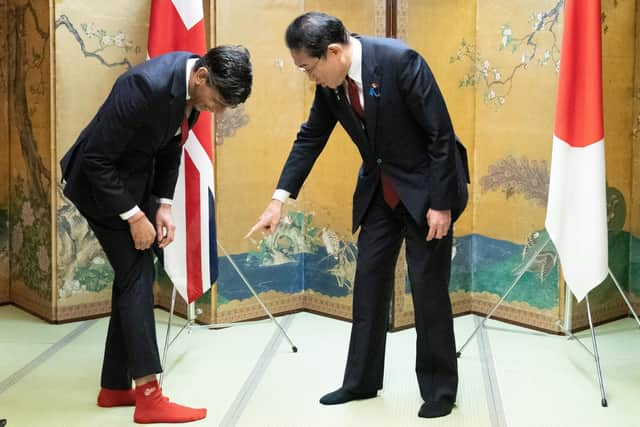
xmin=277 ymin=36 xmax=469 ymax=404
xmin=60 ymin=51 xmax=199 ymax=388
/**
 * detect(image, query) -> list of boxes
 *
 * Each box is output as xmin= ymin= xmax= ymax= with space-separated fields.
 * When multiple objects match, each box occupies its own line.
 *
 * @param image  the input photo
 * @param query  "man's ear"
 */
xmin=327 ymin=43 xmax=343 ymax=57
xmin=195 ymin=67 xmax=209 ymax=85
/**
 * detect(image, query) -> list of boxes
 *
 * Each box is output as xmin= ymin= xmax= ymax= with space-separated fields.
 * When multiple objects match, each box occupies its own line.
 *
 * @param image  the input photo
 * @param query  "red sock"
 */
xmin=97 ymin=388 xmax=136 ymax=407
xmin=133 ymin=380 xmax=207 ymax=424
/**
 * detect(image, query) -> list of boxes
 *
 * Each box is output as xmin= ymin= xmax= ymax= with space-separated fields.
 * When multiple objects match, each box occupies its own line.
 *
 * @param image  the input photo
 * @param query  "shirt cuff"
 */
xmin=120 ymin=205 xmax=141 ymax=221
xmin=272 ymin=189 xmax=290 ymax=203
xmin=157 ymin=198 xmax=173 ymax=206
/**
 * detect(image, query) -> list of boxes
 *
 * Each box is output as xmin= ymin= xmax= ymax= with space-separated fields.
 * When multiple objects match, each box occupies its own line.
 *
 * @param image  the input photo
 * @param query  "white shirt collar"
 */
xmin=185 ymin=57 xmax=197 ymax=101
xmin=347 ymin=36 xmax=363 ymax=87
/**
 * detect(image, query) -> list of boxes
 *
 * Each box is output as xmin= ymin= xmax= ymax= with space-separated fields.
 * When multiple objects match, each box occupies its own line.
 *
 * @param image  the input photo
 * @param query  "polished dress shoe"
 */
xmin=418 ymin=400 xmax=454 ymax=418
xmin=319 ymin=388 xmax=377 ymax=405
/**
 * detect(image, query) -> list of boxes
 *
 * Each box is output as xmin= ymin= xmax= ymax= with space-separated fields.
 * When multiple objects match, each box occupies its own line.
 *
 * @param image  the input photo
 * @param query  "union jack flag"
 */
xmin=148 ymin=0 xmax=217 ymax=303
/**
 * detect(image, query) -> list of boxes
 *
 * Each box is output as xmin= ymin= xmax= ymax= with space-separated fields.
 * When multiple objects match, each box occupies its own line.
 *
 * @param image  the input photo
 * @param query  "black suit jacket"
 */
xmin=277 ymin=36 xmax=469 ymax=232
xmin=60 ymin=51 xmax=200 ymax=220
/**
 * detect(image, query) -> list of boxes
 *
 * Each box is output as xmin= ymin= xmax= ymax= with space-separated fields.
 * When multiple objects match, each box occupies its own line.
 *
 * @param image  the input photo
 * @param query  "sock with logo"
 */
xmin=133 ymin=380 xmax=207 ymax=424
xmin=97 ymin=388 xmax=136 ymax=407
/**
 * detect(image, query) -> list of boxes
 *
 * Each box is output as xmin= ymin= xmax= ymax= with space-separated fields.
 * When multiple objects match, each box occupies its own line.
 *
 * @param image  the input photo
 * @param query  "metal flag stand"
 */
xmin=159 ymin=241 xmax=298 ymax=386
xmin=455 ymin=235 xmax=640 ymax=407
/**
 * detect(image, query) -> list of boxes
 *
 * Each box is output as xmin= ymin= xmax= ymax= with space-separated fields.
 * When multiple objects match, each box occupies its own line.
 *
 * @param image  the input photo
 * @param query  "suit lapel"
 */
xmin=166 ymin=54 xmax=197 ymax=142
xmin=167 ymin=93 xmax=185 ymax=143
xmin=360 ymin=37 xmax=381 ymax=150
xmin=332 ymin=85 xmax=369 ymax=146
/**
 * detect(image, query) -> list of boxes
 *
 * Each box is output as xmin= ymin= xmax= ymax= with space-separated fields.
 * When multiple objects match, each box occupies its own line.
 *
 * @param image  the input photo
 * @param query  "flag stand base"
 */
xmin=159 ymin=241 xmax=298 ymax=387
xmin=456 ymin=235 xmax=639 ymax=407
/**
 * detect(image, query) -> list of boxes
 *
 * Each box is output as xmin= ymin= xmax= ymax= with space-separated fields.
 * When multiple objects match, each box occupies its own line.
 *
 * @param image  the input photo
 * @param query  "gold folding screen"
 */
xmin=1 ymin=0 xmax=53 ymax=319
xmin=213 ymin=0 xmax=384 ymax=324
xmin=0 ymin=0 xmax=10 ymax=304
xmin=0 ymin=0 xmax=637 ymax=332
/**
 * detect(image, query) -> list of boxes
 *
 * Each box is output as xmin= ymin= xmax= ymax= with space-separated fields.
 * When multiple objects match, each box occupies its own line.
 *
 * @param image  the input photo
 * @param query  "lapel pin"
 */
xmin=369 ymin=83 xmax=380 ymax=98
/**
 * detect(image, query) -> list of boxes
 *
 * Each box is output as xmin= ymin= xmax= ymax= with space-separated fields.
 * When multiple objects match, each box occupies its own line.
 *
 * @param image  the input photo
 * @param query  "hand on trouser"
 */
xmin=128 ymin=212 xmax=156 ymax=250
xmin=426 ymin=209 xmax=451 ymax=241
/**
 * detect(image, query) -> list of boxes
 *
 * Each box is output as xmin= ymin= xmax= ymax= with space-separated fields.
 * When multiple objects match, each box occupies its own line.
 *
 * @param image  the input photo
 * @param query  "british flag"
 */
xmin=148 ymin=0 xmax=217 ymax=303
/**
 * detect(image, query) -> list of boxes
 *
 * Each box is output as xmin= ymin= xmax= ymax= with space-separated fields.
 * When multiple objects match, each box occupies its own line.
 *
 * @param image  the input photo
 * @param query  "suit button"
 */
xmin=376 ymin=158 xmax=382 ymax=165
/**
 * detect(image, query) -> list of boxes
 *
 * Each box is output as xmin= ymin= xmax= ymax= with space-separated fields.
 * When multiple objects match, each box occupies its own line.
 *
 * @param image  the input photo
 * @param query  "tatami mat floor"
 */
xmin=0 ymin=305 xmax=638 ymax=426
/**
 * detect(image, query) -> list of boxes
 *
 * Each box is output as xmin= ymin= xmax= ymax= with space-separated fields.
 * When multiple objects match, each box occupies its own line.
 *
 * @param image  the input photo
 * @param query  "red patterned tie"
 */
xmin=346 ymin=76 xmax=364 ymax=120
xmin=180 ymin=115 xmax=189 ymax=145
xmin=345 ymin=77 xmax=399 ymax=209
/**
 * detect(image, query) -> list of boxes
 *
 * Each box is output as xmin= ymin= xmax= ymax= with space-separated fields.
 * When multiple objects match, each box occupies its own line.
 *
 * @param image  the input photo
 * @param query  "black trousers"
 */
xmin=342 ymin=187 xmax=458 ymax=404
xmin=84 ymin=211 xmax=162 ymax=389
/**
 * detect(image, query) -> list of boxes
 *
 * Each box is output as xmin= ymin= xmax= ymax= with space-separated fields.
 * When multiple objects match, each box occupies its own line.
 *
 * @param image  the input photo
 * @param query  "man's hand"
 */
xmin=245 ymin=200 xmax=283 ymax=238
xmin=155 ymin=204 xmax=176 ymax=249
xmin=426 ymin=209 xmax=451 ymax=241
xmin=128 ymin=211 xmax=156 ymax=250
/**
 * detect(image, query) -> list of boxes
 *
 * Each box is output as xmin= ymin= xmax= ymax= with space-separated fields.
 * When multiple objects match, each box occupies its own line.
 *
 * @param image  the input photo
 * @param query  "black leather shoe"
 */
xmin=418 ymin=400 xmax=454 ymax=418
xmin=319 ymin=388 xmax=377 ymax=405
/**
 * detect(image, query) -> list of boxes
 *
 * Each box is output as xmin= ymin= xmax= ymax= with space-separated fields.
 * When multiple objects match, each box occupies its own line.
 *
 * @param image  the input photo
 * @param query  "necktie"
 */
xmin=346 ymin=76 xmax=364 ymax=121
xmin=180 ymin=115 xmax=189 ymax=145
xmin=345 ymin=76 xmax=399 ymax=209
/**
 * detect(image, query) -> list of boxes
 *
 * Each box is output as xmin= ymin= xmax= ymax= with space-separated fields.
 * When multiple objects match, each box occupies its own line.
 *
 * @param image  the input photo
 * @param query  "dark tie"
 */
xmin=345 ymin=76 xmax=399 ymax=209
xmin=346 ymin=76 xmax=364 ymax=120
xmin=180 ymin=115 xmax=189 ymax=145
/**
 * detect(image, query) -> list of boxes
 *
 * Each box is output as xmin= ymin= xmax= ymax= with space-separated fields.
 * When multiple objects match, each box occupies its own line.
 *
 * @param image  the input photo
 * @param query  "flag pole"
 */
xmin=585 ymin=294 xmax=608 ymax=407
xmin=456 ymin=235 xmax=551 ymax=357
xmin=160 ymin=241 xmax=299 ymax=382
xmin=160 ymin=285 xmax=177 ymax=388
xmin=201 ymin=241 xmax=298 ymax=353
xmin=608 ymin=268 xmax=640 ymax=329
xmin=160 ymin=287 xmax=199 ymax=386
